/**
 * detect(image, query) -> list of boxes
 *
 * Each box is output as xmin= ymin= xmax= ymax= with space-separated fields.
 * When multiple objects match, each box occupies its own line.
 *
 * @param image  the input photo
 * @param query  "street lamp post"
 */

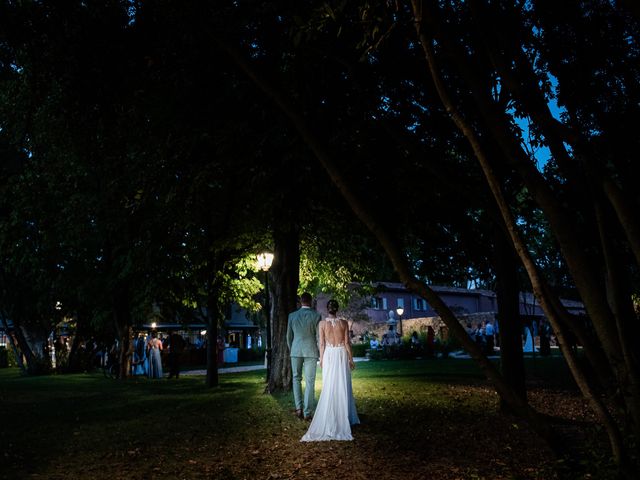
xmin=257 ymin=252 xmax=274 ymax=382
xmin=396 ymin=307 xmax=404 ymax=337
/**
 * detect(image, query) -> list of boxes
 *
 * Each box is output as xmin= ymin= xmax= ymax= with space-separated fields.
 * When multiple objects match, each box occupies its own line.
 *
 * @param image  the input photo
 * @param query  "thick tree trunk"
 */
xmin=493 ymin=229 xmax=526 ymax=409
xmin=268 ymin=223 xmax=300 ymax=393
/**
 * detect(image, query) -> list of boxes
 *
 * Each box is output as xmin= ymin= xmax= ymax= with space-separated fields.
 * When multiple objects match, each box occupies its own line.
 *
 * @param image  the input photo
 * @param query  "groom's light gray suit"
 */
xmin=287 ymin=306 xmax=321 ymax=418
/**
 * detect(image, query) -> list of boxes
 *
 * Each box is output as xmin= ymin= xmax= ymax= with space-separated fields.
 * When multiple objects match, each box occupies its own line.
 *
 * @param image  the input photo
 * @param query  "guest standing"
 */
xmin=147 ymin=331 xmax=163 ymax=379
xmin=484 ymin=320 xmax=495 ymax=354
xmin=132 ymin=333 xmax=147 ymax=376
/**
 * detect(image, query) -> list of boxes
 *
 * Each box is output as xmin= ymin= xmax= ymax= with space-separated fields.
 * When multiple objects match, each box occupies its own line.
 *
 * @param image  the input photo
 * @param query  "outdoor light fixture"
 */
xmin=396 ymin=307 xmax=404 ymax=336
xmin=200 ymin=330 xmax=207 ymax=336
xmin=256 ymin=251 xmax=274 ymax=384
xmin=256 ymin=252 xmax=274 ymax=271
xmin=151 ymin=322 xmax=157 ymax=330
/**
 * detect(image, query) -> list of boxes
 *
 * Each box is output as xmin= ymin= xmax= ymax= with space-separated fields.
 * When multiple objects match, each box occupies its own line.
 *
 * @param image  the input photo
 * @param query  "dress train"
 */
xmin=301 ymin=345 xmax=359 ymax=442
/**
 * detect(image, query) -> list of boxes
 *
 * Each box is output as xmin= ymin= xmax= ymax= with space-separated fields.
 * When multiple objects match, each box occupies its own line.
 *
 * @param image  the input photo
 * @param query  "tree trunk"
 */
xmin=206 ymin=288 xmax=220 ymax=388
xmin=113 ymin=287 xmax=132 ymax=380
xmin=66 ymin=327 xmax=84 ymax=374
xmin=595 ymin=200 xmax=640 ymax=437
xmin=603 ymin=178 xmax=640 ymax=271
xmin=268 ymin=222 xmax=300 ymax=392
xmin=66 ymin=310 xmax=91 ymax=373
xmin=15 ymin=321 xmax=49 ymax=375
xmin=1 ymin=315 xmax=25 ymax=373
xmin=493 ymin=229 xmax=526 ymax=409
xmin=117 ymin=325 xmax=132 ymax=379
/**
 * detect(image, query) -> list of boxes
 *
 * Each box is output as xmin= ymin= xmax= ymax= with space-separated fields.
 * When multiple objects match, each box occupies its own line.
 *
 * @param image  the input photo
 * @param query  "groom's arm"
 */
xmin=286 ymin=316 xmax=293 ymax=350
xmin=343 ymin=321 xmax=355 ymax=370
xmin=318 ymin=321 xmax=325 ymax=368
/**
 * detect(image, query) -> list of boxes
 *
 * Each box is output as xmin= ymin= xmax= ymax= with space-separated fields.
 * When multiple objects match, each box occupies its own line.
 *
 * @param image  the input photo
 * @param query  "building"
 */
xmin=315 ymin=282 xmax=585 ymax=341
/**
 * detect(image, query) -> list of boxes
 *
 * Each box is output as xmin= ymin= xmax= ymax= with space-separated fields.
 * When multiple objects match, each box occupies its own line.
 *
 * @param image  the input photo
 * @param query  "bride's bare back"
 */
xmin=319 ymin=316 xmax=354 ymax=368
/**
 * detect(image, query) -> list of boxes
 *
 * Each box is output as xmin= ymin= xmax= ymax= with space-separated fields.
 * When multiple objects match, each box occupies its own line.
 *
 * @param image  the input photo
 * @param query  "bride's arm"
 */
xmin=343 ymin=320 xmax=355 ymax=370
xmin=318 ymin=321 xmax=326 ymax=368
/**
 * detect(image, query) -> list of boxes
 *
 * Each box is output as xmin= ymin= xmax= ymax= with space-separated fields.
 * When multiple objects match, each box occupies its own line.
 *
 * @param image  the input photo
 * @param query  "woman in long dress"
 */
xmin=301 ymin=300 xmax=359 ymax=442
xmin=132 ymin=334 xmax=147 ymax=376
xmin=147 ymin=331 xmax=163 ymax=379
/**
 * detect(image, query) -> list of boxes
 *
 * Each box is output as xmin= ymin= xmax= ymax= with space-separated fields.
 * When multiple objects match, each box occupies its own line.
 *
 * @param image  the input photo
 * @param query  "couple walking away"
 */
xmin=287 ymin=293 xmax=359 ymax=442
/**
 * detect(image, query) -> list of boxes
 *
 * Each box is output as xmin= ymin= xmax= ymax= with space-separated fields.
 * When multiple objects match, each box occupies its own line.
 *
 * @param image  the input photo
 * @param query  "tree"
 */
xmin=216 ymin=1 xmax=639 ymax=472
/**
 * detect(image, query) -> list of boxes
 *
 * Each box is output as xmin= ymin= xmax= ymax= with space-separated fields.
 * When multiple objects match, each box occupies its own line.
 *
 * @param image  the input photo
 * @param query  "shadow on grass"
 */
xmin=0 ymin=355 xmax=592 ymax=480
xmin=0 ymin=368 xmax=275 ymax=479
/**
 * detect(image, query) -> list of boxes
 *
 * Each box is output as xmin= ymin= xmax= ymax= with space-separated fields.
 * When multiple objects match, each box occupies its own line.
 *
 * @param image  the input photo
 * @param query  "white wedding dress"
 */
xmin=301 ymin=318 xmax=359 ymax=442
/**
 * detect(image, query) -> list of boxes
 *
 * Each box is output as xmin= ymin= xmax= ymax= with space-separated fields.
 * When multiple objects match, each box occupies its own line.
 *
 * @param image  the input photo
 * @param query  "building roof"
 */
xmin=518 ymin=291 xmax=585 ymax=310
xmin=371 ymin=281 xmax=584 ymax=311
xmin=372 ymin=281 xmax=496 ymax=298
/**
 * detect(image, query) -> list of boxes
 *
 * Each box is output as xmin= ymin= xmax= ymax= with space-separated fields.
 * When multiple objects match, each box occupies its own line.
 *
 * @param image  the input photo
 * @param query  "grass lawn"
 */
xmin=0 ymin=357 xmax=610 ymax=480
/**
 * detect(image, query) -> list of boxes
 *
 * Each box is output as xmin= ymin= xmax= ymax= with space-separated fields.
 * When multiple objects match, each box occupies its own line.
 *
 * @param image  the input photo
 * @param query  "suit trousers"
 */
xmin=291 ymin=356 xmax=317 ymax=417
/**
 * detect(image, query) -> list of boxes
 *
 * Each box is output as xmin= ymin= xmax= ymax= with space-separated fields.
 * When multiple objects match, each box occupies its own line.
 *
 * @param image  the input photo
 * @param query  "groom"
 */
xmin=287 ymin=292 xmax=321 ymax=421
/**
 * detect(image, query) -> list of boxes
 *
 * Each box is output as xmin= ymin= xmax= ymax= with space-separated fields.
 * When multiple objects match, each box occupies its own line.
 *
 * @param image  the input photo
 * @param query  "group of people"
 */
xmin=131 ymin=331 xmax=186 ymax=379
xmin=468 ymin=320 xmax=497 ymax=355
xmin=287 ymin=293 xmax=360 ymax=442
xmin=368 ymin=327 xmax=436 ymax=353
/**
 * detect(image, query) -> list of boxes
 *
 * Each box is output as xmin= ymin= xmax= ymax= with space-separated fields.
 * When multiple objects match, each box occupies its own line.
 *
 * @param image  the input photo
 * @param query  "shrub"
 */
xmin=238 ymin=347 xmax=265 ymax=363
xmin=0 ymin=346 xmax=8 ymax=368
xmin=367 ymin=348 xmax=385 ymax=360
xmin=351 ymin=343 xmax=368 ymax=357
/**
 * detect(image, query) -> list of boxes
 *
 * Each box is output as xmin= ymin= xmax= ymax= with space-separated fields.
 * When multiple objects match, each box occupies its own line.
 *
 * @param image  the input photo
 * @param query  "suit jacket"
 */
xmin=287 ymin=306 xmax=321 ymax=358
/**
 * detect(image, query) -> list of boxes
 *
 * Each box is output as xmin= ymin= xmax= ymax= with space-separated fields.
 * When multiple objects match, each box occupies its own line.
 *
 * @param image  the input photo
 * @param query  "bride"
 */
xmin=301 ymin=299 xmax=359 ymax=442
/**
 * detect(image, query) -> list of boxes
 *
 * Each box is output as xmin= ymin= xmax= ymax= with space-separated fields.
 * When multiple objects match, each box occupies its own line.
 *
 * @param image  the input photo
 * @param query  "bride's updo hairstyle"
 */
xmin=327 ymin=300 xmax=339 ymax=314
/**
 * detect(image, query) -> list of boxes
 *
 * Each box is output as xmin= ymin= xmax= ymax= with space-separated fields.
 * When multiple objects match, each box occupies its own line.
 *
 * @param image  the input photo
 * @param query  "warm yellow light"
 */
xmin=396 ymin=307 xmax=404 ymax=317
xmin=256 ymin=252 xmax=274 ymax=271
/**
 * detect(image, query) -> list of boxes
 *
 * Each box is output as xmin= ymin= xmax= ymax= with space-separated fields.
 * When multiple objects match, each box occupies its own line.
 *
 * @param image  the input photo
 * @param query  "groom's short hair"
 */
xmin=300 ymin=292 xmax=313 ymax=305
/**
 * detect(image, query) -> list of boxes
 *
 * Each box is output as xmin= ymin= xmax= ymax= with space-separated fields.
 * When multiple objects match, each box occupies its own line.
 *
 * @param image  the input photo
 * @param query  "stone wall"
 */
xmin=362 ymin=312 xmax=497 ymax=341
